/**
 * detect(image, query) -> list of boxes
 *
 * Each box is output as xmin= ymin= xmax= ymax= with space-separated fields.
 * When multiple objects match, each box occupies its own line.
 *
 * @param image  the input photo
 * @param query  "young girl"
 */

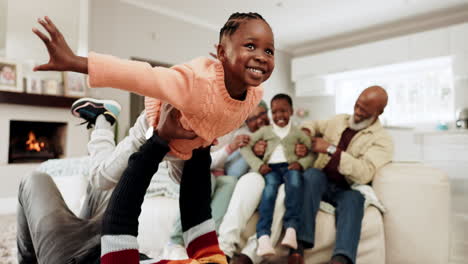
xmin=32 ymin=13 xmax=275 ymax=181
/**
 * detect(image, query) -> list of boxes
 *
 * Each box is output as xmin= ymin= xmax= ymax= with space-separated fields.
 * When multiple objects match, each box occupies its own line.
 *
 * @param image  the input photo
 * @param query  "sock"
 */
xmin=95 ymin=114 xmax=112 ymax=130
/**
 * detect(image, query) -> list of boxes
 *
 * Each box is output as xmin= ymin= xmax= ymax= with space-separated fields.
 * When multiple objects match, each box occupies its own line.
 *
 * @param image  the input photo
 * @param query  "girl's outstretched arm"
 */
xmin=33 ymin=16 xmax=88 ymax=74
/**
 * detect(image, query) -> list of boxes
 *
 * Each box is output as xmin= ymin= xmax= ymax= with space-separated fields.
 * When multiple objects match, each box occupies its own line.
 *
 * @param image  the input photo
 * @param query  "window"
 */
xmin=326 ymin=57 xmax=454 ymax=126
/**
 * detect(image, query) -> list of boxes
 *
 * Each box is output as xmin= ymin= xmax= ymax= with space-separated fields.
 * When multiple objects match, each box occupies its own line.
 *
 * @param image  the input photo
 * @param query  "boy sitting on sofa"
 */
xmin=240 ymin=94 xmax=314 ymax=257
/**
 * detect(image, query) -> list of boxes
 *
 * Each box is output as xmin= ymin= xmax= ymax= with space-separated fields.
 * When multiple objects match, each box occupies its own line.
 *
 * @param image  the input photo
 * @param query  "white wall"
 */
xmin=5 ymin=0 xmax=83 ymax=82
xmin=293 ymin=96 xmax=335 ymax=123
xmin=262 ymin=50 xmax=294 ymax=104
xmin=0 ymin=0 xmax=6 ymax=54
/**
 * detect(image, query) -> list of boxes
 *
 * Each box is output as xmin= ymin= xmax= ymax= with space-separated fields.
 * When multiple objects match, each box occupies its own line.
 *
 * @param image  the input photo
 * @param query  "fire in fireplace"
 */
xmin=9 ymin=120 xmax=67 ymax=163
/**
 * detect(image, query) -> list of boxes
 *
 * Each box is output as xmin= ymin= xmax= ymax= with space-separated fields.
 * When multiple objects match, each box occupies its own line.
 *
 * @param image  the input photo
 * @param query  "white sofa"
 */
xmin=53 ymin=162 xmax=450 ymax=264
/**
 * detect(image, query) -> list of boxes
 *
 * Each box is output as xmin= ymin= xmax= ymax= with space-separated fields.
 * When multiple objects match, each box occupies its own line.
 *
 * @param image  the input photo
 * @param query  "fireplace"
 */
xmin=8 ymin=120 xmax=67 ymax=163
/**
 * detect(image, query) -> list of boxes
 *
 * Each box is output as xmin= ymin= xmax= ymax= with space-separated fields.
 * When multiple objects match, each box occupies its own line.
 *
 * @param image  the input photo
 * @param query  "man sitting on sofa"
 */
xmin=287 ymin=85 xmax=394 ymax=264
xmin=222 ymin=86 xmax=393 ymax=264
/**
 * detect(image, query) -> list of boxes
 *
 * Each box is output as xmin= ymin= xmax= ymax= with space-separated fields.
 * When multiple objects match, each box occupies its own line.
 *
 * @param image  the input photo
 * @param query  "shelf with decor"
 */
xmin=1 ymin=57 xmax=87 ymax=108
xmin=0 ymin=91 xmax=77 ymax=108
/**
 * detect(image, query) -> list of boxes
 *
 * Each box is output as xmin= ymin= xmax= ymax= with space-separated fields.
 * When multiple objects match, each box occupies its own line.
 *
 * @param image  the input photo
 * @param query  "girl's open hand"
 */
xmin=32 ymin=16 xmax=87 ymax=73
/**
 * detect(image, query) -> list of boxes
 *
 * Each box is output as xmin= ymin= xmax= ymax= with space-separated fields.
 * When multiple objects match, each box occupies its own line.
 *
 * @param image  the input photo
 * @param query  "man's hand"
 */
xmin=288 ymin=162 xmax=303 ymax=171
xmin=259 ymin=164 xmax=272 ymax=175
xmin=156 ymin=104 xmax=197 ymax=142
xmin=229 ymin=134 xmax=250 ymax=151
xmin=253 ymin=140 xmax=267 ymax=157
xmin=312 ymin=137 xmax=331 ymax=153
xmin=295 ymin=143 xmax=308 ymax=158
xmin=32 ymin=16 xmax=88 ymax=73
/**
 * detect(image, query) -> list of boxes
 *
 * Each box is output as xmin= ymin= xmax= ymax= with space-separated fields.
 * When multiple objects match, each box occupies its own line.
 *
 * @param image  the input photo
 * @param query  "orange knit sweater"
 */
xmin=88 ymin=52 xmax=263 ymax=159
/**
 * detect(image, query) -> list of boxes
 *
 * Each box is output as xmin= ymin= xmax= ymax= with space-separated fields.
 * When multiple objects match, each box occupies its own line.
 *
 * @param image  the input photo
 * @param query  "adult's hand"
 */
xmin=259 ymin=164 xmax=272 ymax=175
xmin=295 ymin=143 xmax=308 ymax=158
xmin=312 ymin=137 xmax=331 ymax=154
xmin=229 ymin=134 xmax=250 ymax=151
xmin=156 ymin=104 xmax=197 ymax=142
xmin=33 ymin=16 xmax=87 ymax=73
xmin=253 ymin=140 xmax=267 ymax=157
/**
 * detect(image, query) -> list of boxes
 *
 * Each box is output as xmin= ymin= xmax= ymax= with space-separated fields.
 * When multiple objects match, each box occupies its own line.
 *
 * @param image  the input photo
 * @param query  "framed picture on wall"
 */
xmin=0 ymin=59 xmax=22 ymax=93
xmin=63 ymin=71 xmax=87 ymax=97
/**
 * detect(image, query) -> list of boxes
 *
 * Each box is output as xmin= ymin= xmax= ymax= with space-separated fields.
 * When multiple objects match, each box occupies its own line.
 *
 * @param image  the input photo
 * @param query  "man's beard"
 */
xmin=349 ymin=115 xmax=376 ymax=131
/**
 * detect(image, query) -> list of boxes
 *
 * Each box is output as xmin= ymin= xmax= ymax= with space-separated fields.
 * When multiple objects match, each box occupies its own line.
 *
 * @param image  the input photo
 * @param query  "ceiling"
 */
xmin=122 ymin=0 xmax=468 ymax=53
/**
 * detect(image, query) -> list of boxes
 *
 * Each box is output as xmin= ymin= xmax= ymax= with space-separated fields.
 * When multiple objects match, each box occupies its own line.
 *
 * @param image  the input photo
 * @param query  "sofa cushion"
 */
xmin=241 ymin=206 xmax=385 ymax=264
xmin=373 ymin=163 xmax=450 ymax=264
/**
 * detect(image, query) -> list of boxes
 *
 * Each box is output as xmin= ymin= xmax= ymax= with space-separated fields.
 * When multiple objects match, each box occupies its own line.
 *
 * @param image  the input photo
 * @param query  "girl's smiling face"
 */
xmin=218 ymin=19 xmax=275 ymax=95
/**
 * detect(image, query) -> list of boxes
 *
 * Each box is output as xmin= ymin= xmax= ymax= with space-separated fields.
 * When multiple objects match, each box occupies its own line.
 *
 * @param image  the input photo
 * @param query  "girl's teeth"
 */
xmin=249 ymin=68 xmax=262 ymax=74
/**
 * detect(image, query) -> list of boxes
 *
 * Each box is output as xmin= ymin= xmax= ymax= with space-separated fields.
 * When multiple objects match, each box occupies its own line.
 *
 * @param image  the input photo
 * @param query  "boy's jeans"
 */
xmin=256 ymin=162 xmax=303 ymax=237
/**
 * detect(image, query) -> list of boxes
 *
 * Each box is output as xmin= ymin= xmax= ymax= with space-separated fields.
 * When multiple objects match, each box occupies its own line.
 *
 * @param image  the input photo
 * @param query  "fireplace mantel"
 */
xmin=0 ymin=91 xmax=77 ymax=108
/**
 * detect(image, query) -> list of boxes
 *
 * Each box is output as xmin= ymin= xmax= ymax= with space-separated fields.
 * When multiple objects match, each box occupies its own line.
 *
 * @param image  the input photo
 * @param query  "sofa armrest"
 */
xmin=372 ymin=162 xmax=450 ymax=264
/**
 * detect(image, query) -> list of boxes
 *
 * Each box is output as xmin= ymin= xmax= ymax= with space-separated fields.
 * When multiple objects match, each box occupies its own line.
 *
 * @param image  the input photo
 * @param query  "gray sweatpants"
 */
xmin=16 ymin=171 xmax=113 ymax=264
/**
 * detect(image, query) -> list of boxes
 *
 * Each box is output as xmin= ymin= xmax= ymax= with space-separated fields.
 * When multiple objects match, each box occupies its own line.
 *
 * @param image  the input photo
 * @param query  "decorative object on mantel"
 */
xmin=296 ymin=107 xmax=309 ymax=119
xmin=63 ymin=71 xmax=87 ymax=98
xmin=0 ymin=58 xmax=22 ymax=93
xmin=24 ymin=76 xmax=43 ymax=94
xmin=42 ymin=79 xmax=62 ymax=96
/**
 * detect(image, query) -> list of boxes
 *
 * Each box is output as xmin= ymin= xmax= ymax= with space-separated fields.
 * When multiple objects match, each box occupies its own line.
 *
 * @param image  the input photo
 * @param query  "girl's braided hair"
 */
xmin=219 ymin=12 xmax=270 ymax=43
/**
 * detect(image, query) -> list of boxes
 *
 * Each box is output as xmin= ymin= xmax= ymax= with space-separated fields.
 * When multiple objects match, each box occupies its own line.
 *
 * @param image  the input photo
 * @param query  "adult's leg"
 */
xmin=297 ymin=168 xmax=329 ymax=248
xmin=211 ymin=175 xmax=238 ymax=229
xmin=218 ymin=172 xmax=265 ymax=258
xmin=17 ymin=171 xmax=105 ymax=264
xmin=224 ymin=150 xmax=251 ymax=179
xmin=88 ymin=111 xmax=148 ymax=189
xmin=330 ymin=189 xmax=365 ymax=264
